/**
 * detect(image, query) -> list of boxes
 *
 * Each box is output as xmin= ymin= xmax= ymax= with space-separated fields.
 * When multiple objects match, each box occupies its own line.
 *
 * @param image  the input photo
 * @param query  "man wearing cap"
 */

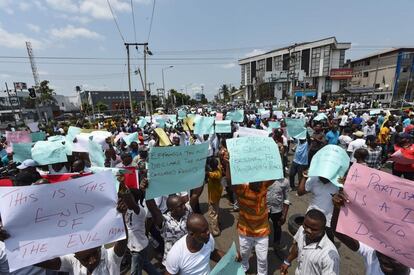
xmin=347 ymin=131 xmax=366 ymax=163
xmin=16 ymin=159 xmax=42 ymax=183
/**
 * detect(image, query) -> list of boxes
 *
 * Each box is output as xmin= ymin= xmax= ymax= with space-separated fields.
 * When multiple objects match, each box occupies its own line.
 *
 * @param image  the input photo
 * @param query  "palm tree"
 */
xmin=95 ymin=101 xmax=108 ymax=113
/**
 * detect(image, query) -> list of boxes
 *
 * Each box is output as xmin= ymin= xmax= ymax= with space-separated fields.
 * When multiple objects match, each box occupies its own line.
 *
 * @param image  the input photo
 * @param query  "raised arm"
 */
xmin=296 ymin=171 xmax=308 ymax=196
xmin=331 ymin=192 xmax=359 ymax=252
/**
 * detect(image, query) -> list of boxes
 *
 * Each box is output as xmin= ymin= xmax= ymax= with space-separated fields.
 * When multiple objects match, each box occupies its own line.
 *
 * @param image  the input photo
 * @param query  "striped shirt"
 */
xmin=294 ymin=226 xmax=339 ymax=275
xmin=235 ymin=182 xmax=272 ymax=237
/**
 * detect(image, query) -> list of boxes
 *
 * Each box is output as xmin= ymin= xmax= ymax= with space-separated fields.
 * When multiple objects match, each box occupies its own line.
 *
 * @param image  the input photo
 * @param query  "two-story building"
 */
xmin=348 ymin=48 xmax=414 ymax=104
xmin=238 ymin=37 xmax=351 ymax=105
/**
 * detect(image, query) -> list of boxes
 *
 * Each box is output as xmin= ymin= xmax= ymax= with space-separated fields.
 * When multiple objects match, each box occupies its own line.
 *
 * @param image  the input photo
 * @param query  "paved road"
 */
xmin=201 ymin=187 xmax=365 ymax=275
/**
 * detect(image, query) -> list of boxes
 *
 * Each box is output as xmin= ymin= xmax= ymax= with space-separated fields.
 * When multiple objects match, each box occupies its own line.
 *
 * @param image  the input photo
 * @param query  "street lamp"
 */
xmin=162 ymin=65 xmax=174 ymax=109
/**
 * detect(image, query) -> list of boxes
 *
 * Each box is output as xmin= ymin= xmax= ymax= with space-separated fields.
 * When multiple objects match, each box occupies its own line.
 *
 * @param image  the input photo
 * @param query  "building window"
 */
xmin=325 ymin=79 xmax=332 ymax=92
xmin=273 ymin=55 xmax=283 ymax=71
xmin=266 ymin=58 xmax=272 ymax=72
xmin=374 ymin=83 xmax=380 ymax=89
xmin=402 ymin=67 xmax=409 ymax=73
xmin=365 ymin=60 xmax=370 ymax=66
xmin=363 ymin=72 xmax=369 ymax=77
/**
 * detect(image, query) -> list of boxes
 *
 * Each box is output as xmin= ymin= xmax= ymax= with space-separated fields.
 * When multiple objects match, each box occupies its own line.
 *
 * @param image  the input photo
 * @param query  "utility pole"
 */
xmin=26 ymin=41 xmax=42 ymax=122
xmin=125 ymin=42 xmax=151 ymax=116
xmin=148 ymin=82 xmax=154 ymax=114
xmin=126 ymin=44 xmax=133 ymax=115
xmin=4 ymin=82 xmax=17 ymax=126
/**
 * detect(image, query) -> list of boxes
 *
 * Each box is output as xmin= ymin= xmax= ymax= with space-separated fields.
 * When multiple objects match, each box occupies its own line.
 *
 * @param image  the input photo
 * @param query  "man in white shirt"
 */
xmin=363 ymin=120 xmax=376 ymax=137
xmin=347 ymin=131 xmax=367 ymax=162
xmin=280 ymin=209 xmax=339 ymax=275
xmin=164 ymin=214 xmax=224 ymax=275
xmin=297 ymin=172 xmax=339 ymax=242
xmin=338 ymin=128 xmax=353 ymax=150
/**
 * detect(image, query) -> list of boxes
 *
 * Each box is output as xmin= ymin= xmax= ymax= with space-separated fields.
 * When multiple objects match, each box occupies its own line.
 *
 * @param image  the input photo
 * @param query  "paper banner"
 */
xmin=30 ymin=132 xmax=46 ymax=142
xmin=48 ymin=135 xmax=65 ymax=142
xmin=146 ymin=143 xmax=208 ymax=199
xmin=178 ymin=110 xmax=187 ymax=119
xmin=138 ymin=118 xmax=147 ymax=129
xmin=285 ymin=118 xmax=306 ymax=138
xmin=310 ymin=106 xmax=318 ymax=112
xmin=5 ymin=131 xmax=31 ymax=150
xmin=215 ymin=120 xmax=232 ymax=134
xmin=273 ymin=111 xmax=284 ymax=119
xmin=166 ymin=114 xmax=177 ymax=123
xmin=26 ymin=122 xmax=39 ymax=132
xmin=183 ymin=116 xmax=195 ymax=131
xmin=65 ymin=126 xmax=82 ymax=155
xmin=156 ymin=118 xmax=166 ymax=128
xmin=268 ymin=121 xmax=281 ymax=132
xmin=0 ymin=171 xmax=125 ymax=272
xmin=154 ymin=128 xmax=172 ymax=146
xmin=31 ymin=141 xmax=68 ymax=165
xmin=12 ymin=143 xmax=34 ymax=163
xmin=210 ymin=242 xmax=245 ymax=275
xmin=88 ymin=139 xmax=105 ymax=167
xmin=194 ymin=116 xmax=215 ymax=135
xmin=337 ymin=163 xmax=414 ymax=269
xmin=226 ymin=110 xmax=244 ymax=123
xmin=227 ymin=137 xmax=283 ymax=185
xmin=308 ymin=145 xmax=350 ymax=187
xmin=238 ymin=127 xmax=269 ymax=137
xmin=313 ymin=113 xmax=328 ymax=121
xmin=122 ymin=132 xmax=138 ymax=146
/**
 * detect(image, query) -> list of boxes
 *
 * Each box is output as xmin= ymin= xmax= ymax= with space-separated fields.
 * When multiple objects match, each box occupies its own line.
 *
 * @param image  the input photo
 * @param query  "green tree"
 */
xmin=81 ymin=102 xmax=92 ymax=114
xmin=95 ymin=101 xmax=108 ymax=113
xmin=220 ymin=84 xmax=230 ymax=102
xmin=36 ymin=80 xmax=57 ymax=106
xmin=200 ymin=94 xmax=208 ymax=104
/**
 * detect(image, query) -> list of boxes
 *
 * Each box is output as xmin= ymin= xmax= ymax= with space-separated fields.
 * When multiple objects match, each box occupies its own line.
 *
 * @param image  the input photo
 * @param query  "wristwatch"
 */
xmin=283 ymin=260 xmax=291 ymax=266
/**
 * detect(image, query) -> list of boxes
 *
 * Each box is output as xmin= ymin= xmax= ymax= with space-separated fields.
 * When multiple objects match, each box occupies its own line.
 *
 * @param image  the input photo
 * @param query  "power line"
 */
xmin=106 ymin=0 xmax=126 ymax=43
xmin=130 ymin=0 xmax=137 ymax=43
xmin=0 ymin=55 xmax=237 ymax=61
xmin=147 ymin=0 xmax=156 ymax=42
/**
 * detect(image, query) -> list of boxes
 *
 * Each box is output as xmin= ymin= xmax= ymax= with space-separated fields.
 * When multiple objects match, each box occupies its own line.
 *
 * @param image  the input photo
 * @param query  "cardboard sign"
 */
xmin=308 ymin=145 xmax=350 ymax=187
xmin=227 ymin=137 xmax=283 ymax=185
xmin=154 ymin=128 xmax=172 ymax=146
xmin=337 ymin=164 xmax=414 ymax=268
xmin=210 ymin=242 xmax=245 ymax=275
xmin=0 ymin=171 xmax=125 ymax=271
xmin=6 ymin=131 xmax=31 ymax=149
xmin=146 ymin=143 xmax=208 ymax=199
xmin=31 ymin=141 xmax=68 ymax=165
xmin=226 ymin=110 xmax=244 ymax=123
xmin=215 ymin=120 xmax=232 ymax=134
xmin=285 ymin=118 xmax=306 ymax=138
xmin=194 ymin=116 xmax=215 ymax=135
xmin=12 ymin=143 xmax=34 ymax=163
xmin=30 ymin=132 xmax=46 ymax=142
xmin=238 ymin=127 xmax=269 ymax=137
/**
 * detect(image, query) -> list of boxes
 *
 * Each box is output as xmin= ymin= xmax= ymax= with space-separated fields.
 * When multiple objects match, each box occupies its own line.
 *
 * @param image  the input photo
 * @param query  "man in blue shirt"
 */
xmin=289 ymin=137 xmax=308 ymax=190
xmin=325 ymin=125 xmax=339 ymax=145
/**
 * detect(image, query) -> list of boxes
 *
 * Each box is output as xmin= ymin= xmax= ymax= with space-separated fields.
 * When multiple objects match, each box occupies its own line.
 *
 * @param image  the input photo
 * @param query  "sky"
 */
xmin=0 ymin=0 xmax=414 ymax=100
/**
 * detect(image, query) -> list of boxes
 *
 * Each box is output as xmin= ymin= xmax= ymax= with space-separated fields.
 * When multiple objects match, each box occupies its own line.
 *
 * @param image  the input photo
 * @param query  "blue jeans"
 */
xmin=130 ymin=245 xmax=160 ymax=275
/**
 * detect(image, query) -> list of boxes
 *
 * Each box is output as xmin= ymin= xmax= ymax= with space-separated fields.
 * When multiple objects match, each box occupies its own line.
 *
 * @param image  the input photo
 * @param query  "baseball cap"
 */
xmin=17 ymin=159 xmax=38 ymax=169
xmin=353 ymin=131 xmax=364 ymax=138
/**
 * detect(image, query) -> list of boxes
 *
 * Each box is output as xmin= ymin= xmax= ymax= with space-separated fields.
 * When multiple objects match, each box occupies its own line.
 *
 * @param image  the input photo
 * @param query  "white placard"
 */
xmin=238 ymin=127 xmax=270 ymax=137
xmin=0 ymin=171 xmax=125 ymax=271
xmin=72 ymin=133 xmax=92 ymax=152
xmin=26 ymin=122 xmax=39 ymax=132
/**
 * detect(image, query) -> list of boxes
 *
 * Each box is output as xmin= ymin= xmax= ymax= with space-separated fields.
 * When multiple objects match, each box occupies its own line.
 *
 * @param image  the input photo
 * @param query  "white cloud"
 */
xmin=245 ymin=49 xmax=266 ymax=58
xmin=80 ymin=0 xmax=130 ymax=19
xmin=50 ymin=25 xmax=104 ymax=40
xmin=45 ymin=0 xmax=78 ymax=13
xmin=18 ymin=2 xmax=31 ymax=11
xmin=27 ymin=23 xmax=41 ymax=33
xmin=0 ymin=26 xmax=42 ymax=49
xmin=221 ymin=63 xmax=236 ymax=69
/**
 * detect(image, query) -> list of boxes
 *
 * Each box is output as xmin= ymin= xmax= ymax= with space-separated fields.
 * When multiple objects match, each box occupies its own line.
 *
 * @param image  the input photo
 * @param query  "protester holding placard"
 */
xmin=234 ymin=180 xmax=273 ymax=275
xmin=331 ymin=192 xmax=414 ymax=275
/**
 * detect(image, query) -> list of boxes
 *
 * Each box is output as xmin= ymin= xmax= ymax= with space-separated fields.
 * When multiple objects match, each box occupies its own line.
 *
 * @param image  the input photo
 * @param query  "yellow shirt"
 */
xmin=207 ymin=169 xmax=223 ymax=204
xmin=377 ymin=126 xmax=390 ymax=144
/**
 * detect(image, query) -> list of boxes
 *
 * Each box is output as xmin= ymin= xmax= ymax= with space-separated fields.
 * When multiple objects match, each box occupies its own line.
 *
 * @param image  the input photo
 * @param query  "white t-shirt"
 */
xmin=339 ymin=115 xmax=348 ymax=126
xmin=165 ymin=234 xmax=215 ymax=275
xmin=305 ymin=177 xmax=339 ymax=226
xmin=358 ymin=242 xmax=414 ymax=275
xmin=347 ymin=138 xmax=367 ymax=162
xmin=125 ymin=205 xmax=149 ymax=252
xmin=59 ymin=247 xmax=122 ymax=275
xmin=338 ymin=135 xmax=352 ymax=149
